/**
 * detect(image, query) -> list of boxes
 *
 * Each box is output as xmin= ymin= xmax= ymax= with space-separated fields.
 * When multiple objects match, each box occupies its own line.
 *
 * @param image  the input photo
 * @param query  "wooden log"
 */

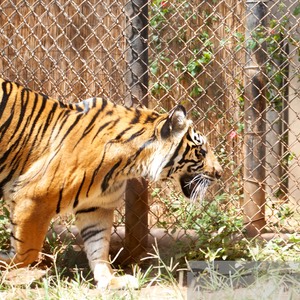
xmin=123 ymin=0 xmax=149 ymax=264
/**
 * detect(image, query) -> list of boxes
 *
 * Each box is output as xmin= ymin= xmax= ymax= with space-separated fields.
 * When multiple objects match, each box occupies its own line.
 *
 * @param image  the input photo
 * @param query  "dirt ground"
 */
xmin=1 ymin=267 xmax=299 ymax=300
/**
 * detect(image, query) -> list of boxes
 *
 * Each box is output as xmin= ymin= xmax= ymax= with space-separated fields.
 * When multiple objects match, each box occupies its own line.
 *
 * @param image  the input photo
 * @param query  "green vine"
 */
xmin=149 ymin=0 xmax=215 ymax=100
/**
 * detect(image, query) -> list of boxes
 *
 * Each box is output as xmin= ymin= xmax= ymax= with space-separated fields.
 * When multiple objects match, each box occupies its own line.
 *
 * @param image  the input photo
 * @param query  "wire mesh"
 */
xmin=0 ymin=0 xmax=299 ymax=262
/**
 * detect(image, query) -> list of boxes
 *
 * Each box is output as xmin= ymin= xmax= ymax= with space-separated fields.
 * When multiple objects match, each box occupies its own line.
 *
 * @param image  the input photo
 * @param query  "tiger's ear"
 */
xmin=161 ymin=105 xmax=187 ymax=138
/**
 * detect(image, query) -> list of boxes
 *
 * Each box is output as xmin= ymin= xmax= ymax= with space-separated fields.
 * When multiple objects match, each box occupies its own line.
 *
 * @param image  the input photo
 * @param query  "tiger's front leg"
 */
xmin=75 ymin=207 xmax=139 ymax=289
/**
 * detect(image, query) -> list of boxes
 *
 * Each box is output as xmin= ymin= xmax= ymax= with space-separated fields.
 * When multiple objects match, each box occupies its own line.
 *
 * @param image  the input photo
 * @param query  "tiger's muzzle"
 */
xmin=180 ymin=169 xmax=221 ymax=201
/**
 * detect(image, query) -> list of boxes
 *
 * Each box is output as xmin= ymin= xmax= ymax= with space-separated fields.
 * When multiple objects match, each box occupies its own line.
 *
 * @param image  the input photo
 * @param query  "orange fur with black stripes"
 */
xmin=0 ymin=78 xmax=222 ymax=288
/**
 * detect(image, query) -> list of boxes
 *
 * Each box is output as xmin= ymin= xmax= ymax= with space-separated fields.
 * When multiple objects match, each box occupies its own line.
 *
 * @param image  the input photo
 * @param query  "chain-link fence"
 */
xmin=0 ymin=0 xmax=299 ymax=263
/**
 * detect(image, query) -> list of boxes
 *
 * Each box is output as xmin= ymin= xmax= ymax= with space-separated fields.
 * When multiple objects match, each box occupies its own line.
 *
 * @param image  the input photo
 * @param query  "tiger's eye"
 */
xmin=199 ymin=148 xmax=207 ymax=157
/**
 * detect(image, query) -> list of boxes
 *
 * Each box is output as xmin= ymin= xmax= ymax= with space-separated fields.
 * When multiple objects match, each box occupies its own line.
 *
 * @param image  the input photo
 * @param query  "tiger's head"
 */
xmin=157 ymin=105 xmax=222 ymax=201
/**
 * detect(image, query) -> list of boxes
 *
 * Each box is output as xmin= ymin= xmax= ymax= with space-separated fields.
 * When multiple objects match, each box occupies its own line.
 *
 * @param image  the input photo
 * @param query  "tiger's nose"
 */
xmin=215 ymin=170 xmax=222 ymax=179
xmin=214 ymin=164 xmax=222 ymax=179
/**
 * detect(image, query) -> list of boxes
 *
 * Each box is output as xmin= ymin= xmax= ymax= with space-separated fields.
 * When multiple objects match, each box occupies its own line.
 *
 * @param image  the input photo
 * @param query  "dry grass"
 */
xmin=1 ymin=243 xmax=300 ymax=300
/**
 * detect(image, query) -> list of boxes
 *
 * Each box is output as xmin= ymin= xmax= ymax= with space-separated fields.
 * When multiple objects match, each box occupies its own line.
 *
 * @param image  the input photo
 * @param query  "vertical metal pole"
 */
xmin=281 ymin=41 xmax=289 ymax=198
xmin=243 ymin=0 xmax=267 ymax=237
xmin=266 ymin=36 xmax=289 ymax=202
xmin=279 ymin=40 xmax=289 ymax=200
xmin=123 ymin=0 xmax=148 ymax=264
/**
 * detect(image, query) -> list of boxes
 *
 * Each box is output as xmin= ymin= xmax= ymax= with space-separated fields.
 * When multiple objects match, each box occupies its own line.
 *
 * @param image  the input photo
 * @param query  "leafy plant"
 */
xmin=248 ymin=235 xmax=300 ymax=262
xmin=151 ymin=190 xmax=248 ymax=261
xmin=0 ymin=200 xmax=10 ymax=251
xmin=294 ymin=4 xmax=300 ymax=16
xmin=149 ymin=0 xmax=216 ymax=99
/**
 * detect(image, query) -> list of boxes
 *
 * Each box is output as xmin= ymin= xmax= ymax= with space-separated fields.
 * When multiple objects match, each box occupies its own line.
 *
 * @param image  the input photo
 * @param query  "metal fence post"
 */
xmin=123 ymin=0 xmax=149 ymax=264
xmin=243 ymin=0 xmax=268 ymax=237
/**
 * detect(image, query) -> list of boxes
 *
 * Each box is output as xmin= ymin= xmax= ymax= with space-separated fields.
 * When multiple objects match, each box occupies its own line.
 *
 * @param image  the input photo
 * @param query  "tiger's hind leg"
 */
xmin=0 ymin=198 xmax=54 ymax=268
xmin=75 ymin=207 xmax=139 ymax=290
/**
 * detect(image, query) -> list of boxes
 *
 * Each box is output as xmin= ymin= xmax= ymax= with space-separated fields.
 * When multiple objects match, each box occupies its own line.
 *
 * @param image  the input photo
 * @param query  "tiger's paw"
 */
xmin=96 ymin=274 xmax=139 ymax=290
xmin=93 ymin=262 xmax=139 ymax=290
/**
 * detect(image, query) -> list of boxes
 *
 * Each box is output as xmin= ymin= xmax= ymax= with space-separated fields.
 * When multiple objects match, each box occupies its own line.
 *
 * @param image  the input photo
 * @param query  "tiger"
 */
xmin=0 ymin=77 xmax=222 ymax=289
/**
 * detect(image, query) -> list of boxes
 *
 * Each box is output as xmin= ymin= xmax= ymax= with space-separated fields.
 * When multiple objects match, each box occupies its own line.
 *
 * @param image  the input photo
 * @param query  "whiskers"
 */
xmin=186 ymin=174 xmax=211 ymax=202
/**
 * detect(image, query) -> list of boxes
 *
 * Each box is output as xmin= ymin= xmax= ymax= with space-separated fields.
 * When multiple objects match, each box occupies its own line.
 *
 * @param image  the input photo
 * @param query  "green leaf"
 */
xmin=293 ymin=4 xmax=300 ymax=16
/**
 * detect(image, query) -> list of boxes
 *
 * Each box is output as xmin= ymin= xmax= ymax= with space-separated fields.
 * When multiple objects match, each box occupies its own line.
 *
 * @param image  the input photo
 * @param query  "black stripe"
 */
xmin=125 ymin=128 xmax=145 ymax=143
xmin=45 ymin=109 xmax=66 ymax=148
xmin=166 ymin=144 xmax=192 ymax=176
xmin=73 ymin=172 xmax=86 ymax=209
xmin=11 ymin=232 xmax=24 ymax=243
xmin=91 ymin=118 xmax=120 ymax=143
xmin=81 ymin=228 xmax=106 ymax=243
xmin=144 ymin=112 xmax=159 ymax=124
xmin=0 ymin=83 xmax=18 ymax=141
xmin=18 ymin=248 xmax=39 ymax=259
xmin=0 ymin=89 xmax=36 ymax=179
xmin=58 ymin=114 xmax=82 ymax=147
xmin=37 ymin=148 xmax=61 ymax=182
xmin=130 ymin=109 xmax=141 ymax=124
xmin=52 ymin=108 xmax=73 ymax=141
xmin=59 ymin=101 xmax=67 ymax=108
xmin=4 ymin=95 xmax=42 ymax=174
xmin=124 ymin=137 xmax=155 ymax=173
xmin=0 ymin=81 xmax=13 ymax=119
xmin=73 ymin=109 xmax=103 ymax=149
xmin=112 ymin=128 xmax=145 ymax=143
xmin=9 ymin=87 xmax=32 ymax=139
xmin=75 ymin=103 xmax=84 ymax=112
xmin=101 ymin=159 xmax=122 ymax=192
xmin=186 ymin=131 xmax=194 ymax=143
xmin=165 ymin=139 xmax=184 ymax=169
xmin=91 ymin=120 xmax=114 ymax=143
xmin=90 ymin=248 xmax=103 ymax=257
xmin=16 ymin=92 xmax=44 ymax=151
xmin=86 ymin=160 xmax=103 ymax=197
xmin=0 ymin=104 xmax=15 ymax=138
xmin=114 ymin=127 xmax=132 ymax=141
xmin=75 ymin=207 xmax=99 ymax=215
xmin=132 ymin=137 xmax=155 ymax=159
xmin=56 ymin=187 xmax=64 ymax=214
xmin=100 ymin=98 xmax=108 ymax=111
xmin=41 ymin=101 xmax=58 ymax=140
xmin=0 ymin=167 xmax=19 ymax=189
xmin=91 ymin=97 xmax=97 ymax=108
xmin=9 ymin=218 xmax=17 ymax=226
xmin=86 ymin=132 xmax=120 ymax=197
xmin=19 ymin=123 xmax=44 ymax=174
xmin=177 ymin=144 xmax=192 ymax=165
xmin=86 ymin=236 xmax=105 ymax=244
xmin=43 ymin=114 xmax=64 ymax=151
xmin=80 ymin=224 xmax=95 ymax=237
